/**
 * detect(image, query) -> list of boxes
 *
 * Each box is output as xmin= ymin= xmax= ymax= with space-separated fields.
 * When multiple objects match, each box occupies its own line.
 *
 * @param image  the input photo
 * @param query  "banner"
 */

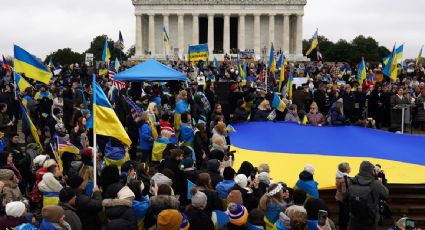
xmin=188 ymin=44 xmax=209 ymax=61
xmin=239 ymin=51 xmax=255 ymax=59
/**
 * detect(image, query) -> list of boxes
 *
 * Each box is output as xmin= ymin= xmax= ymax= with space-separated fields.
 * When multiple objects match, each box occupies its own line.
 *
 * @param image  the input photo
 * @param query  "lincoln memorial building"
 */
xmin=130 ymin=0 xmax=307 ymax=61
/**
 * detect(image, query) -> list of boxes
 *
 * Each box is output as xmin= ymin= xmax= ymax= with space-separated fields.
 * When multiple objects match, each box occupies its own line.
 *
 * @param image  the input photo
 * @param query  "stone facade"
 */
xmin=130 ymin=0 xmax=308 ymax=61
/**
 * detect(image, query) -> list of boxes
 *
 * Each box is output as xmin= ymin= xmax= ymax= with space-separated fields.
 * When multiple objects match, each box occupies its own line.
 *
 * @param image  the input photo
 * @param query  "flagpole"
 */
xmin=92 ymin=74 xmax=97 ymax=186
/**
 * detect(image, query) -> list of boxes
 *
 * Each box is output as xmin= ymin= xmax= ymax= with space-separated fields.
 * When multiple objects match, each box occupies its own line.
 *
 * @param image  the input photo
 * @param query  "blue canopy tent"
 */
xmin=114 ymin=59 xmax=187 ymax=81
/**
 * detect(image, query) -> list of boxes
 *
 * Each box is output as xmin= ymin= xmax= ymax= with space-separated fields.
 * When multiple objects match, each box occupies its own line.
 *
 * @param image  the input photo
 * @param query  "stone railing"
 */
xmin=132 ymin=0 xmax=307 ymax=5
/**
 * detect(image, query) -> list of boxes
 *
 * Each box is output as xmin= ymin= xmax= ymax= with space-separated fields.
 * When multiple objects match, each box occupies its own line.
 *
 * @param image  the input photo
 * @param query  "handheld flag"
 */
xmin=286 ymin=67 xmax=294 ymax=99
xmin=19 ymin=101 xmax=43 ymax=150
xmin=305 ymin=29 xmax=318 ymax=56
xmin=92 ymin=75 xmax=131 ymax=146
xmin=48 ymin=57 xmax=55 ymax=70
xmin=383 ymin=44 xmax=403 ymax=65
xmin=276 ymin=54 xmax=283 ymax=69
xmin=272 ymin=93 xmax=287 ymax=112
xmin=416 ymin=46 xmax=423 ymax=66
xmin=57 ymin=136 xmax=80 ymax=154
xmin=237 ymin=56 xmax=246 ymax=79
xmin=269 ymin=43 xmax=276 ymax=72
xmin=102 ymin=40 xmax=111 ymax=62
xmin=226 ymin=124 xmax=236 ymax=132
xmin=302 ymin=115 xmax=308 ymax=125
xmin=267 ymin=110 xmax=276 ymax=121
xmin=14 ymin=45 xmax=52 ymax=84
xmin=382 ymin=45 xmax=398 ymax=81
xmin=357 ymin=57 xmax=367 ymax=84
xmin=2 ymin=55 xmax=12 ymax=76
xmin=123 ymin=96 xmax=143 ymax=114
xmin=278 ymin=53 xmax=287 ymax=91
xmin=187 ymin=179 xmax=196 ymax=199
xmin=163 ymin=26 xmax=170 ymax=46
xmin=14 ymin=72 xmax=31 ymax=93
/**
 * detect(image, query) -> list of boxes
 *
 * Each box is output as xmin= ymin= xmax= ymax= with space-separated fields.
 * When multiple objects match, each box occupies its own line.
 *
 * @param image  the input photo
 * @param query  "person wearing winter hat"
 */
xmin=185 ymin=188 xmax=214 ymax=230
xmin=230 ymin=173 xmax=258 ymax=212
xmin=0 ymin=201 xmax=27 ymax=229
xmin=257 ymin=172 xmax=271 ymax=196
xmin=216 ymin=167 xmax=236 ymax=199
xmin=294 ymin=164 xmax=319 ymax=199
xmin=40 ymin=205 xmax=71 ymax=230
xmin=59 ymin=187 xmax=82 ymax=230
xmin=33 ymin=154 xmax=49 ymax=169
xmin=70 ymin=174 xmax=103 ymax=230
xmin=38 ymin=161 xmax=63 ymax=207
xmin=103 ymin=186 xmax=138 ymax=230
xmin=0 ymin=168 xmax=23 ymax=202
xmin=227 ymin=203 xmax=249 ymax=227
xmin=156 ymin=209 xmax=183 ymax=230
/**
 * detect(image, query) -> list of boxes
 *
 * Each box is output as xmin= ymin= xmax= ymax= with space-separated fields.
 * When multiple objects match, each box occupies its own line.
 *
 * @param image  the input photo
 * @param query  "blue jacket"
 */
xmin=215 ymin=180 xmax=236 ymax=199
xmin=39 ymin=219 xmax=57 ymax=230
xmin=295 ymin=179 xmax=319 ymax=199
xmin=307 ymin=220 xmax=319 ymax=230
xmin=132 ymin=199 xmax=149 ymax=220
xmin=264 ymin=200 xmax=285 ymax=224
xmin=179 ymin=124 xmax=194 ymax=144
xmin=139 ymin=122 xmax=154 ymax=150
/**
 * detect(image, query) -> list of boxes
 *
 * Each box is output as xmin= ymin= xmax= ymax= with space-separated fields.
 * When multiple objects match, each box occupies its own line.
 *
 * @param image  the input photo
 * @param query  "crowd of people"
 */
xmin=0 ymin=56 xmax=423 ymax=230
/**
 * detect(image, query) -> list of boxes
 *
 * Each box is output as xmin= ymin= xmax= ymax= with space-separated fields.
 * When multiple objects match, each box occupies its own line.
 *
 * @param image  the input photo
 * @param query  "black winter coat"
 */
xmin=103 ymin=199 xmax=137 ymax=230
xmin=75 ymin=190 xmax=103 ymax=230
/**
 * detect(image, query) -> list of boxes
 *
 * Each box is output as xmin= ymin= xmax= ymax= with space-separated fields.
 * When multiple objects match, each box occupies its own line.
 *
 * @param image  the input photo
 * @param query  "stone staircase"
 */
xmin=320 ymin=184 xmax=425 ymax=229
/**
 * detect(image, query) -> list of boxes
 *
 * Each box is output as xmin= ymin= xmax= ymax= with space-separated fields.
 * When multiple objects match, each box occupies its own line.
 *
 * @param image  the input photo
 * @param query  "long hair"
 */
xmin=258 ymin=183 xmax=284 ymax=211
xmin=196 ymin=172 xmax=213 ymax=191
xmin=79 ymin=165 xmax=93 ymax=181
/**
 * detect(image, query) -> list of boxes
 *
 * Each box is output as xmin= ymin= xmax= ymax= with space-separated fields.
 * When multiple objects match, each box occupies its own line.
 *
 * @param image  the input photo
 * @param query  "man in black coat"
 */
xmin=163 ymin=148 xmax=185 ymax=198
xmin=68 ymin=175 xmax=103 ymax=230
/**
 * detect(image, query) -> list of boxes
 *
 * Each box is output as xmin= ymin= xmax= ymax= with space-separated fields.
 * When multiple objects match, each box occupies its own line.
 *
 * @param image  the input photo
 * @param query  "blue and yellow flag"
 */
xmin=229 ymin=122 xmax=425 ymax=188
xmin=188 ymin=44 xmax=209 ymax=62
xmin=93 ymin=75 xmax=131 ymax=146
xmin=19 ymin=101 xmax=43 ymax=150
xmin=416 ymin=45 xmax=423 ymax=66
xmin=276 ymin=54 xmax=284 ymax=69
xmin=357 ymin=57 xmax=367 ymax=84
xmin=279 ymin=53 xmax=287 ymax=91
xmin=237 ymin=56 xmax=246 ymax=79
xmin=14 ymin=72 xmax=31 ymax=93
xmin=57 ymin=136 xmax=80 ymax=154
xmin=286 ymin=67 xmax=294 ymax=99
xmin=14 ymin=45 xmax=52 ymax=84
xmin=268 ymin=43 xmax=276 ymax=72
xmin=226 ymin=124 xmax=236 ymax=132
xmin=102 ymin=40 xmax=111 ymax=62
xmin=382 ymin=45 xmax=398 ymax=81
xmin=163 ymin=26 xmax=170 ymax=46
xmin=272 ymin=93 xmax=286 ymax=112
xmin=383 ymin=44 xmax=403 ymax=65
xmin=305 ymin=29 xmax=318 ymax=56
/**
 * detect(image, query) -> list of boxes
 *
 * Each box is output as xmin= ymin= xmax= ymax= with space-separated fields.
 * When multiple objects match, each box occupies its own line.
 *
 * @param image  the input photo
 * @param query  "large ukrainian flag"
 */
xmin=93 ymin=76 xmax=131 ymax=146
xmin=14 ymin=72 xmax=31 ymax=92
xmin=14 ymin=45 xmax=52 ymax=84
xmin=229 ymin=122 xmax=425 ymax=188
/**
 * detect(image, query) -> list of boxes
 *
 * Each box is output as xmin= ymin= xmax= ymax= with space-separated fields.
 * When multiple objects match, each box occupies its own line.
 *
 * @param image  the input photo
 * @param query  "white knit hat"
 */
xmin=33 ymin=155 xmax=49 ymax=167
xmin=117 ymin=186 xmax=135 ymax=200
xmin=304 ymin=164 xmax=315 ymax=175
xmin=6 ymin=201 xmax=26 ymax=218
xmin=43 ymin=159 xmax=57 ymax=169
xmin=191 ymin=189 xmax=207 ymax=209
xmin=234 ymin=174 xmax=248 ymax=188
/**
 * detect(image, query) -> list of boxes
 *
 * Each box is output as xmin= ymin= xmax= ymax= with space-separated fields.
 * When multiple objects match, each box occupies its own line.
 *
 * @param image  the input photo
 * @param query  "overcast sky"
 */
xmin=1 ymin=0 xmax=423 ymax=60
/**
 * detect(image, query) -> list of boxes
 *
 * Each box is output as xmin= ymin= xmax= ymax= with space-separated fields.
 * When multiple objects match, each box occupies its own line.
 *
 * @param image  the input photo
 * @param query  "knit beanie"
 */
xmin=227 ymin=190 xmax=243 ymax=205
xmin=43 ymin=159 xmax=57 ymax=169
xmin=234 ymin=174 xmax=248 ymax=188
xmin=117 ymin=186 xmax=135 ymax=200
xmin=42 ymin=205 xmax=65 ymax=223
xmin=5 ymin=201 xmax=26 ymax=218
xmin=257 ymin=172 xmax=270 ymax=185
xmin=157 ymin=209 xmax=183 ymax=230
xmin=227 ymin=203 xmax=248 ymax=226
xmin=190 ymin=188 xmax=207 ymax=209
xmin=33 ymin=155 xmax=49 ymax=167
xmin=67 ymin=175 xmax=84 ymax=189
xmin=304 ymin=164 xmax=315 ymax=175
xmin=59 ymin=187 xmax=76 ymax=203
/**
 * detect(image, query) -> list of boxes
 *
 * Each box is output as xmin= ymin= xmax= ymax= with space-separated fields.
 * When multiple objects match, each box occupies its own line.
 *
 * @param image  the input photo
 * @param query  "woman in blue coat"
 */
xmin=139 ymin=112 xmax=154 ymax=162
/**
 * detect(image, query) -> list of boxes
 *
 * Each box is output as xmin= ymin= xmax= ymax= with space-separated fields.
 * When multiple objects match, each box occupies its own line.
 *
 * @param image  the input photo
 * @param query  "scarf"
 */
xmin=336 ymin=170 xmax=348 ymax=178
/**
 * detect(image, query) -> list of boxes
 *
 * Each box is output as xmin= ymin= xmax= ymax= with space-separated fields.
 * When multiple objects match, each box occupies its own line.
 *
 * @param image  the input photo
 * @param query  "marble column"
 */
xmin=238 ymin=14 xmax=245 ymax=51
xmin=163 ymin=14 xmax=169 ymax=56
xmin=223 ymin=13 xmax=230 ymax=54
xmin=283 ymin=14 xmax=290 ymax=54
xmin=296 ymin=14 xmax=303 ymax=55
xmin=148 ymin=13 xmax=155 ymax=55
xmin=135 ymin=14 xmax=143 ymax=56
xmin=269 ymin=13 xmax=275 ymax=48
xmin=208 ymin=14 xmax=214 ymax=54
xmin=178 ymin=13 xmax=184 ymax=57
xmin=254 ymin=13 xmax=261 ymax=56
xmin=192 ymin=14 xmax=199 ymax=45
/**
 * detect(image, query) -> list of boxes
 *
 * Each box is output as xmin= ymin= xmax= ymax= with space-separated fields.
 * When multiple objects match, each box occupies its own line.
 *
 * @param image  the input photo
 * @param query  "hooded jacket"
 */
xmin=348 ymin=161 xmax=389 ymax=230
xmin=294 ymin=171 xmax=319 ymax=199
xmin=0 ymin=169 xmax=23 ymax=202
xmin=103 ymin=199 xmax=137 ymax=230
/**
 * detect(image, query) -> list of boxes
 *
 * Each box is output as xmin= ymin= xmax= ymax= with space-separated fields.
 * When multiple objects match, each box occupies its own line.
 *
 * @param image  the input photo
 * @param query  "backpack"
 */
xmin=348 ymin=178 xmax=377 ymax=224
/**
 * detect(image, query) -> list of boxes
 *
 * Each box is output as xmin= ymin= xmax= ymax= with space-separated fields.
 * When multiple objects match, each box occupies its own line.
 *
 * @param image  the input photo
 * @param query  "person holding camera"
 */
xmin=347 ymin=161 xmax=389 ymax=230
